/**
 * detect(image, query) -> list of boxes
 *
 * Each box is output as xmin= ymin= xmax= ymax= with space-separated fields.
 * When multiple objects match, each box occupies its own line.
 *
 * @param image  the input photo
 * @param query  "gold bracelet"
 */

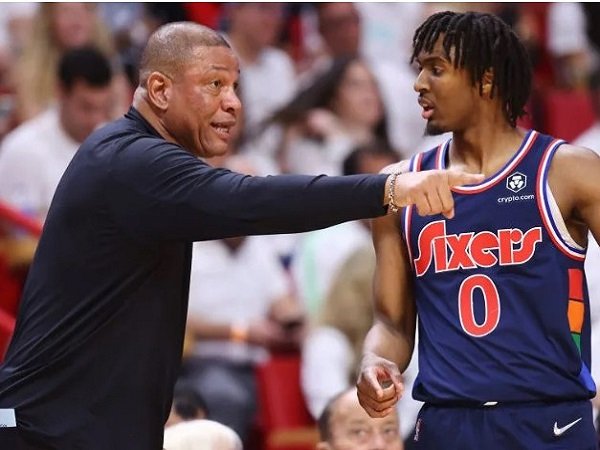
xmin=388 ymin=172 xmax=401 ymax=214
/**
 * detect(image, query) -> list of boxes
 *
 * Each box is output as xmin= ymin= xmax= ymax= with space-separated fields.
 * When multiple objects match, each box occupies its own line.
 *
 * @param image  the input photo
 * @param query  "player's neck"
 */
xmin=449 ymin=121 xmax=525 ymax=177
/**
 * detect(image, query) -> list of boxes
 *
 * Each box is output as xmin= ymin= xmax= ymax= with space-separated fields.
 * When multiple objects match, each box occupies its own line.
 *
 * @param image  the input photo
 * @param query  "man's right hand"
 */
xmin=356 ymin=352 xmax=404 ymax=418
xmin=388 ymin=169 xmax=484 ymax=219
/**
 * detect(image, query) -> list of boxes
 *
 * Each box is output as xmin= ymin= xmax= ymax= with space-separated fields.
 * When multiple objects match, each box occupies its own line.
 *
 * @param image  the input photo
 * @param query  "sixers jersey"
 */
xmin=402 ymin=130 xmax=596 ymax=405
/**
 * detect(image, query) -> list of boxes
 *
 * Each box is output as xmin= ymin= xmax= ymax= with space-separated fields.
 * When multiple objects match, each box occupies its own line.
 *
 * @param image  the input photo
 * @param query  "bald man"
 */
xmin=318 ymin=388 xmax=404 ymax=450
xmin=0 ymin=23 xmax=480 ymax=450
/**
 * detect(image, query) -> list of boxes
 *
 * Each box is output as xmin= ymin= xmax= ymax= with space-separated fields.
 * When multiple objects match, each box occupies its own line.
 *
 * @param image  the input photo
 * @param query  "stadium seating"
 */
xmin=255 ymin=352 xmax=318 ymax=450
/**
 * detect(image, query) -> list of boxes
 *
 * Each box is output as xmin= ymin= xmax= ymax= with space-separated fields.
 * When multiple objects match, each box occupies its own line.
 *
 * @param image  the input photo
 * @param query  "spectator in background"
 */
xmin=0 ymin=4 xmax=37 ymax=140
xmin=546 ymin=2 xmax=593 ymax=90
xmin=271 ymin=56 xmax=392 ymax=176
xmin=165 ymin=383 xmax=209 ymax=429
xmin=0 ymin=46 xmax=113 ymax=224
xmin=223 ymin=3 xmax=296 ymax=159
xmin=0 ymin=3 xmax=37 ymax=59
xmin=180 ymin=222 xmax=305 ymax=441
xmin=300 ymin=145 xmax=421 ymax=445
xmin=13 ymin=2 xmax=128 ymax=122
xmin=302 ymin=243 xmax=421 ymax=445
xmin=574 ymin=69 xmax=600 ymax=148
xmin=317 ymin=387 xmax=403 ymax=450
xmin=163 ymin=420 xmax=242 ymax=450
xmin=291 ymin=145 xmax=398 ymax=318
xmin=315 ymin=3 xmax=361 ymax=60
xmin=267 ymin=54 xmax=392 ymax=263
xmin=310 ymin=3 xmax=443 ymax=155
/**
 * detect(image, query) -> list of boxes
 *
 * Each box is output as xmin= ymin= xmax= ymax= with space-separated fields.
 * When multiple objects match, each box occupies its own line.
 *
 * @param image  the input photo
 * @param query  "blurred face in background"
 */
xmin=50 ymin=2 xmax=95 ymax=49
xmin=59 ymin=80 xmax=112 ymax=143
xmin=331 ymin=60 xmax=383 ymax=129
xmin=318 ymin=389 xmax=403 ymax=450
xmin=318 ymin=3 xmax=361 ymax=58
xmin=229 ymin=3 xmax=285 ymax=51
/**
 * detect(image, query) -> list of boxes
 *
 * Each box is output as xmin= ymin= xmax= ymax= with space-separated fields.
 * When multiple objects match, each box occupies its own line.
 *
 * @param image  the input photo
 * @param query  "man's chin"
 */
xmin=197 ymin=144 xmax=229 ymax=158
xmin=425 ymin=121 xmax=447 ymax=136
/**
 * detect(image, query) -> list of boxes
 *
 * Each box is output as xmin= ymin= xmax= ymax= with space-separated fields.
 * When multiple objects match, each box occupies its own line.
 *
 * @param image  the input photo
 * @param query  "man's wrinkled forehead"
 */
xmin=181 ymin=46 xmax=240 ymax=75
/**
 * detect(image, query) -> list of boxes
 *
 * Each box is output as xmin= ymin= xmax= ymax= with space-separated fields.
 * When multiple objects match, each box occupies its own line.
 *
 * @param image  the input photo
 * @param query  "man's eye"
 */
xmin=210 ymin=80 xmax=222 ymax=89
xmin=432 ymin=67 xmax=443 ymax=76
xmin=383 ymin=425 xmax=399 ymax=437
xmin=350 ymin=428 xmax=369 ymax=438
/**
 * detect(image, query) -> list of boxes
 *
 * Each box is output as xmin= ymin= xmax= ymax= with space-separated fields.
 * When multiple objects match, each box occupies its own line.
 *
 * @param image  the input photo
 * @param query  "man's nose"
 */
xmin=223 ymin=88 xmax=242 ymax=115
xmin=369 ymin=431 xmax=388 ymax=450
xmin=413 ymin=70 xmax=428 ymax=93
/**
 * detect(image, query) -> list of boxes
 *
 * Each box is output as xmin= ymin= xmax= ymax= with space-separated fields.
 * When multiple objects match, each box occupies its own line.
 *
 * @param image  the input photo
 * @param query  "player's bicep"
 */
xmin=371 ymin=213 xmax=416 ymax=337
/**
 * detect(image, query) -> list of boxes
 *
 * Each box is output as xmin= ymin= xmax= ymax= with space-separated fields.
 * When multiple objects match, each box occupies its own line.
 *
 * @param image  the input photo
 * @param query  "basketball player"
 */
xmin=0 ymin=22 xmax=481 ymax=450
xmin=357 ymin=11 xmax=600 ymax=450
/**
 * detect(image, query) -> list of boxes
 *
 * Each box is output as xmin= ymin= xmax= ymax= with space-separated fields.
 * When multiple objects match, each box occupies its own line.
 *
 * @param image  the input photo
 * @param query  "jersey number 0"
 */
xmin=458 ymin=274 xmax=500 ymax=337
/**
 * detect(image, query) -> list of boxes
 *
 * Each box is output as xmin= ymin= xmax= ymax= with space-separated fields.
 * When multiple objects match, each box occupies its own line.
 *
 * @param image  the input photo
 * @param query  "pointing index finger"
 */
xmin=447 ymin=170 xmax=484 ymax=187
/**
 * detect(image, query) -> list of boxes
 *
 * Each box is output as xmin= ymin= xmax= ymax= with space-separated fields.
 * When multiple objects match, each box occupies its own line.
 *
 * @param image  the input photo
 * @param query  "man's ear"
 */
xmin=481 ymin=69 xmax=494 ymax=97
xmin=146 ymin=72 xmax=172 ymax=111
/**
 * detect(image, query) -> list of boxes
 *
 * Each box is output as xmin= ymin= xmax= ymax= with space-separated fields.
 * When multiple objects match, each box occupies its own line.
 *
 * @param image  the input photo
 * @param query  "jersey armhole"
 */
xmin=402 ymin=153 xmax=424 ymax=267
xmin=536 ymin=140 xmax=586 ymax=261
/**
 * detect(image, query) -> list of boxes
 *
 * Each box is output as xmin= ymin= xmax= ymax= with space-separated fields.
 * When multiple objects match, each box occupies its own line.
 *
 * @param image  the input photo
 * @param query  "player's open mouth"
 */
xmin=418 ymin=97 xmax=435 ymax=120
xmin=421 ymin=106 xmax=434 ymax=120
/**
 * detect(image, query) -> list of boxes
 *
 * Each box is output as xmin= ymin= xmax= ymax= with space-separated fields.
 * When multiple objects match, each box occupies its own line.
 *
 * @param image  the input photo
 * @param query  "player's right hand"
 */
xmin=393 ymin=169 xmax=484 ymax=219
xmin=356 ymin=352 xmax=403 ymax=418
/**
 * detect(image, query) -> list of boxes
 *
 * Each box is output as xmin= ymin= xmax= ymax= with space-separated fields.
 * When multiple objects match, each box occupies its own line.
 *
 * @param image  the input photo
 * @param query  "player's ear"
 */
xmin=146 ymin=71 xmax=172 ymax=112
xmin=481 ymin=69 xmax=494 ymax=98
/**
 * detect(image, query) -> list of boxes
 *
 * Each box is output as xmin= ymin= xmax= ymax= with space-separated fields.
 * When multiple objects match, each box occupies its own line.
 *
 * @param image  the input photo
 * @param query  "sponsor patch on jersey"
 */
xmin=506 ymin=171 xmax=527 ymax=193
xmin=497 ymin=172 xmax=534 ymax=203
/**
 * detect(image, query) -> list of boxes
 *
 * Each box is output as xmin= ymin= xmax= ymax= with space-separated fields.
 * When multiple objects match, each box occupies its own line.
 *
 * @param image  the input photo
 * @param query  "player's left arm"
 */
xmin=548 ymin=144 xmax=600 ymax=246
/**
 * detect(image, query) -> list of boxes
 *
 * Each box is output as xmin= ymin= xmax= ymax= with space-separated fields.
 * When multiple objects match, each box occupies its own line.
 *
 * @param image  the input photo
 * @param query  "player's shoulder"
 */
xmin=552 ymin=142 xmax=600 ymax=168
xmin=546 ymin=141 xmax=600 ymax=195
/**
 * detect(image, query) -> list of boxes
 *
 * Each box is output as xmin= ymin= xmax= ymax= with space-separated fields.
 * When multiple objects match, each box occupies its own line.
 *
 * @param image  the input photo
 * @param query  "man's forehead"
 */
xmin=187 ymin=47 xmax=240 ymax=72
xmin=194 ymin=45 xmax=237 ymax=61
xmin=416 ymin=40 xmax=453 ymax=64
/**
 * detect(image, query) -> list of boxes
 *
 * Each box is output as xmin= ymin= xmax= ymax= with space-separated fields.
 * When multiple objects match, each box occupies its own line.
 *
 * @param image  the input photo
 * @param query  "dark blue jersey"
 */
xmin=402 ymin=130 xmax=596 ymax=405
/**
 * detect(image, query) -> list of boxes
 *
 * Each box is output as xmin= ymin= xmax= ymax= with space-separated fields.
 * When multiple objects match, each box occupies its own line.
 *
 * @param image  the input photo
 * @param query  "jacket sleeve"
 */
xmin=107 ymin=139 xmax=388 ymax=241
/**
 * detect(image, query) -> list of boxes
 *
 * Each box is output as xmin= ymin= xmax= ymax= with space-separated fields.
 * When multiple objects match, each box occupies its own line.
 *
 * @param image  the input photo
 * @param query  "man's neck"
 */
xmin=132 ymin=90 xmax=178 ymax=145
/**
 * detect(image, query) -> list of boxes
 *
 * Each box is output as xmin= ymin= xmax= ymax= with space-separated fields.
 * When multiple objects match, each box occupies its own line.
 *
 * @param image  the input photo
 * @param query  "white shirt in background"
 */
xmin=188 ymin=236 xmax=290 ymax=364
xmin=0 ymin=106 xmax=79 ymax=221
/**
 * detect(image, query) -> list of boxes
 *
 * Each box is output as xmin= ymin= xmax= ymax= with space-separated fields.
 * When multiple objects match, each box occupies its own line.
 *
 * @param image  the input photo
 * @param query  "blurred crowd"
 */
xmin=1 ymin=3 xmax=600 ymax=450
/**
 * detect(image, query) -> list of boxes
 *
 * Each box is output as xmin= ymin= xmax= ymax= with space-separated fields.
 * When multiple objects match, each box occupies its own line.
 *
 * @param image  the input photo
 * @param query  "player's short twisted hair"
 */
xmin=410 ymin=11 xmax=531 ymax=127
